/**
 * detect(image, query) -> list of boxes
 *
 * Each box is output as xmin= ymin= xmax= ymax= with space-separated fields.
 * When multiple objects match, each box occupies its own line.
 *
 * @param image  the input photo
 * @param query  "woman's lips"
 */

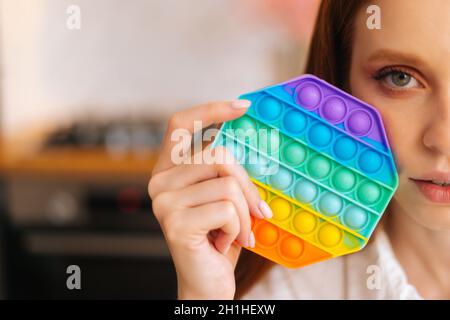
xmin=411 ymin=179 xmax=450 ymax=204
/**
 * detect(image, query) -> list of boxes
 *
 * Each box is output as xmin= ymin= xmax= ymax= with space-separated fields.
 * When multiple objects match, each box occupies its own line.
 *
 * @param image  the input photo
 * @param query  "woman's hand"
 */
xmin=148 ymin=100 xmax=272 ymax=299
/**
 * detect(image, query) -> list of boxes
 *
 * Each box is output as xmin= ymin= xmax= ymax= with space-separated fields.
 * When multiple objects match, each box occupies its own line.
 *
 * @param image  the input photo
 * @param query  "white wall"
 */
xmin=0 ymin=0 xmax=298 ymax=139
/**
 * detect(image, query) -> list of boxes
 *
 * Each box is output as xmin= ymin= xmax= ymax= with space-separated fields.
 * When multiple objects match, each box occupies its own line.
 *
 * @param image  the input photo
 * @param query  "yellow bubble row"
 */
xmin=255 ymin=179 xmax=367 ymax=256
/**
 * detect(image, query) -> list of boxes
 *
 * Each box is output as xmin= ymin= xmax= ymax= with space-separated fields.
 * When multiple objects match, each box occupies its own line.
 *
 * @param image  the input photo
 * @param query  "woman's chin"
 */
xmin=401 ymin=201 xmax=450 ymax=231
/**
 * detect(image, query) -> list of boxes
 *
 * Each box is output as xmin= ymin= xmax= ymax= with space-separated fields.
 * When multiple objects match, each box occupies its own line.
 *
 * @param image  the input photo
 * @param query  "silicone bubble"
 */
xmin=307 ymin=155 xmax=332 ymax=179
xmin=256 ymin=222 xmax=280 ymax=247
xmin=282 ymin=110 xmax=307 ymax=135
xmin=308 ymin=123 xmax=333 ymax=148
xmin=213 ymin=74 xmax=398 ymax=269
xmin=318 ymin=223 xmax=342 ymax=247
xmin=256 ymin=96 xmax=283 ymax=121
xmin=318 ymin=192 xmax=343 ymax=217
xmin=295 ymin=83 xmax=322 ymax=110
xmin=269 ymin=166 xmax=293 ymax=191
xmin=332 ymin=167 xmax=356 ymax=192
xmin=280 ymin=236 xmax=304 ymax=260
xmin=343 ymin=206 xmax=369 ymax=230
xmin=359 ymin=149 xmax=383 ymax=174
xmin=293 ymin=179 xmax=318 ymax=203
xmin=321 ymin=96 xmax=347 ymax=123
xmin=293 ymin=210 xmax=317 ymax=234
xmin=232 ymin=116 xmax=256 ymax=139
xmin=346 ymin=110 xmax=373 ymax=136
xmin=269 ymin=197 xmax=292 ymax=221
xmin=282 ymin=141 xmax=307 ymax=166
xmin=357 ymin=181 xmax=382 ymax=205
xmin=333 ymin=137 xmax=358 ymax=161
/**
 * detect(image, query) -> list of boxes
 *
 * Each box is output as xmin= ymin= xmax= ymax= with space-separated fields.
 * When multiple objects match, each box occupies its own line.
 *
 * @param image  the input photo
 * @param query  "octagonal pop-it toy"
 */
xmin=212 ymin=74 xmax=398 ymax=268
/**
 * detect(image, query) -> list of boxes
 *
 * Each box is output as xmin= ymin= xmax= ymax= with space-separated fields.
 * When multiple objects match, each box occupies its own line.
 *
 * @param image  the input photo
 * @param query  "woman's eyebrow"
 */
xmin=367 ymin=49 xmax=426 ymax=67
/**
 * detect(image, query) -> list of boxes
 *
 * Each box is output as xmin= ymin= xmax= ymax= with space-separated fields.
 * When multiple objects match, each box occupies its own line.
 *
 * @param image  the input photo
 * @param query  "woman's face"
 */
xmin=350 ymin=0 xmax=450 ymax=230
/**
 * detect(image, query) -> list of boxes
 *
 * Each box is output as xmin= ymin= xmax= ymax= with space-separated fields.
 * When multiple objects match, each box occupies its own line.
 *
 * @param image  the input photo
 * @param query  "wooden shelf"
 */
xmin=0 ymin=145 xmax=159 ymax=179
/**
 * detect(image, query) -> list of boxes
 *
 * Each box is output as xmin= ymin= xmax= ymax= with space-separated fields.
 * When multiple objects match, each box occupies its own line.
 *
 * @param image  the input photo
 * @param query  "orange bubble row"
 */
xmin=248 ymin=216 xmax=331 ymax=268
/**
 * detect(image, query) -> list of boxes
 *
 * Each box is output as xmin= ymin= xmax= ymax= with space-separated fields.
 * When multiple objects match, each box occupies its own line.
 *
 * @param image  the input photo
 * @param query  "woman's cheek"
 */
xmin=360 ymin=94 xmax=414 ymax=173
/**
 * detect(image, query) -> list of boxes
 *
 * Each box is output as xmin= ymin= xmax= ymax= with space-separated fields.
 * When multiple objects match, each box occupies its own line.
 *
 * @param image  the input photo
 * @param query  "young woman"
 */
xmin=148 ymin=0 xmax=450 ymax=299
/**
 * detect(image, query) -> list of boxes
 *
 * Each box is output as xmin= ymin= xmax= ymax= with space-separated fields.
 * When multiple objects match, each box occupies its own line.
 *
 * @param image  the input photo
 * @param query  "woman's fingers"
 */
xmin=152 ymin=100 xmax=251 ymax=175
xmin=148 ymin=101 xmax=272 ymax=256
xmin=170 ymin=176 xmax=252 ymax=247
xmin=149 ymin=147 xmax=270 ymax=220
xmin=181 ymin=201 xmax=243 ymax=255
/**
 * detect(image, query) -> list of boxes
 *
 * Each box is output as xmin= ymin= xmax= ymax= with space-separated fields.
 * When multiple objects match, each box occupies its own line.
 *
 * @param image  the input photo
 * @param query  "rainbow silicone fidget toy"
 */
xmin=212 ymin=74 xmax=399 ymax=268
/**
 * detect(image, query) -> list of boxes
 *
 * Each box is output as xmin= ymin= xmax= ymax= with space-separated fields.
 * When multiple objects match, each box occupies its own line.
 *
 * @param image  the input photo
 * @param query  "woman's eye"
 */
xmin=383 ymin=71 xmax=420 ymax=89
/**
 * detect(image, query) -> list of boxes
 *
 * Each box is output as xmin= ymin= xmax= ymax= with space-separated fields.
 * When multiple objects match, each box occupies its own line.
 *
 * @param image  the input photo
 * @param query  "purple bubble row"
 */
xmin=295 ymin=82 xmax=374 ymax=137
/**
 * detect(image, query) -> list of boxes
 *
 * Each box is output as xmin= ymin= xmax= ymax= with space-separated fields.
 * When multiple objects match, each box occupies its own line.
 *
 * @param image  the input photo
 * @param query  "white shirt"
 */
xmin=241 ymin=229 xmax=422 ymax=300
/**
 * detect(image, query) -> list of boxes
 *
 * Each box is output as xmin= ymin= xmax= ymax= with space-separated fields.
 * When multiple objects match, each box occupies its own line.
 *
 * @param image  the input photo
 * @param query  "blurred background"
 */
xmin=0 ymin=0 xmax=319 ymax=299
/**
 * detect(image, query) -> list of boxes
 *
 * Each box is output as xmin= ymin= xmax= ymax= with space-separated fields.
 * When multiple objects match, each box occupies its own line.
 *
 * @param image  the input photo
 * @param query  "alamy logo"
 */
xmin=66 ymin=265 xmax=81 ymax=290
xmin=366 ymin=5 xmax=382 ymax=30
xmin=366 ymin=264 xmax=382 ymax=290
xmin=170 ymin=120 xmax=280 ymax=174
xmin=66 ymin=5 xmax=81 ymax=30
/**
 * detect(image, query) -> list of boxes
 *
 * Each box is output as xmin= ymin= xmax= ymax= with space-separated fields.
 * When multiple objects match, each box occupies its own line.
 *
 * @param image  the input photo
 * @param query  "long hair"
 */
xmin=235 ymin=0 xmax=369 ymax=299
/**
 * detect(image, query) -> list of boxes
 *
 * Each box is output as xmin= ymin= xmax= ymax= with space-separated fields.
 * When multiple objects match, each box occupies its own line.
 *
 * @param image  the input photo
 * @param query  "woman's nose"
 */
xmin=423 ymin=89 xmax=450 ymax=156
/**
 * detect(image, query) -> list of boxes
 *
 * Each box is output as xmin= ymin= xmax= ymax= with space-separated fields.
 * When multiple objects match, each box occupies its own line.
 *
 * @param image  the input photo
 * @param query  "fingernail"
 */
xmin=248 ymin=231 xmax=255 ymax=248
xmin=258 ymin=200 xmax=273 ymax=219
xmin=231 ymin=99 xmax=251 ymax=109
xmin=254 ymin=207 xmax=265 ymax=220
xmin=253 ymin=186 xmax=265 ymax=219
